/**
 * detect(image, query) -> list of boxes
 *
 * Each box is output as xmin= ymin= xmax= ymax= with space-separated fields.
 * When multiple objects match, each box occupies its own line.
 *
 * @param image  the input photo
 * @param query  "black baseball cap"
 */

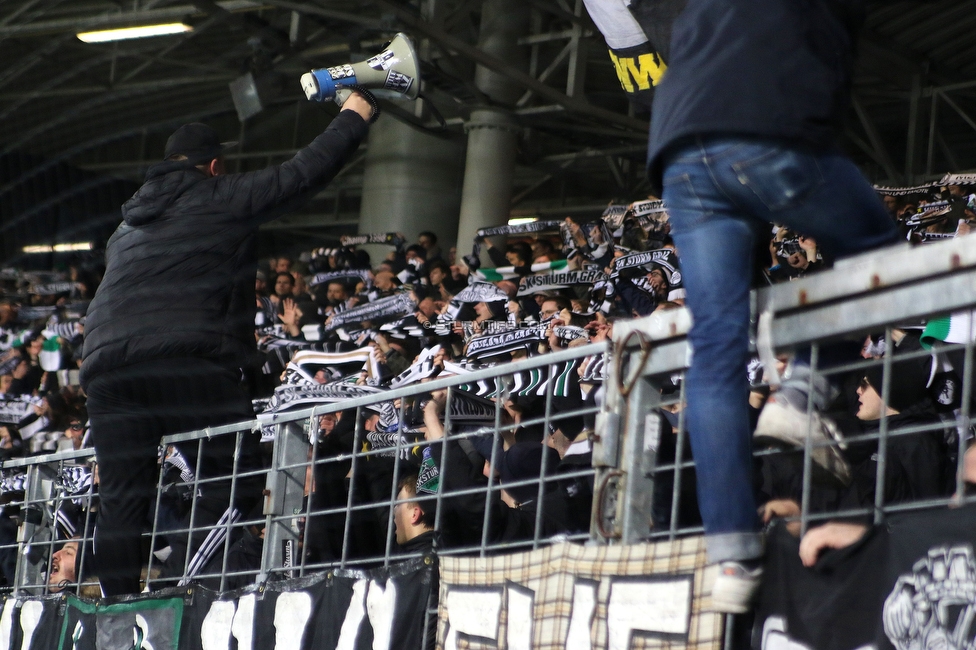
xmin=163 ymin=123 xmax=237 ymax=165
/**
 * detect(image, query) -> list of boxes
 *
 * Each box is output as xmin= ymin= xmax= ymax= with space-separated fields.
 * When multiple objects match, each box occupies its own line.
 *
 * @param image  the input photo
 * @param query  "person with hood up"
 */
xmin=80 ymin=93 xmax=374 ymax=596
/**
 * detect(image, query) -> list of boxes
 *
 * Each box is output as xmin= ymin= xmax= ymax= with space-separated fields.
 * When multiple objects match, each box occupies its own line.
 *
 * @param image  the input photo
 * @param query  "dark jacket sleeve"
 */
xmin=216 ymin=110 xmax=369 ymax=222
xmin=486 ymin=246 xmax=508 ymax=268
xmin=615 ymin=277 xmax=658 ymax=316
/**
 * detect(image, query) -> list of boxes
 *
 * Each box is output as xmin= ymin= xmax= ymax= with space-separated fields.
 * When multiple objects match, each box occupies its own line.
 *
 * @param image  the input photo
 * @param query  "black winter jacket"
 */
xmin=81 ymin=111 xmax=368 ymax=386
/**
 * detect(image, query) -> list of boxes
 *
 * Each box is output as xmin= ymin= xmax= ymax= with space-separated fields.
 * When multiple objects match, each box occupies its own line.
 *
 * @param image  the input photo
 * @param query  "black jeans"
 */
xmin=86 ymin=358 xmax=263 ymax=596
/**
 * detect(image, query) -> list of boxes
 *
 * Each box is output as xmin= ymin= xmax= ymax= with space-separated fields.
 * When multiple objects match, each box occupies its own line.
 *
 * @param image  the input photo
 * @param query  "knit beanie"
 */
xmin=863 ymin=355 xmax=931 ymax=413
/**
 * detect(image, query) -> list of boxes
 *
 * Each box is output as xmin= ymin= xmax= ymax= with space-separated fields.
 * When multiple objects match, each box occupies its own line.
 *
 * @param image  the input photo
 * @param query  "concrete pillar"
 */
xmin=455 ymin=0 xmax=530 ymax=265
xmin=358 ymin=115 xmax=466 ymax=255
xmin=455 ymin=109 xmax=521 ymax=260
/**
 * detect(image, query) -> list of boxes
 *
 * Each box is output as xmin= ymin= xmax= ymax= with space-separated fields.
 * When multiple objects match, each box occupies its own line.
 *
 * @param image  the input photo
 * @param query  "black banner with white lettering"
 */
xmin=517 ymin=270 xmax=609 ymax=296
xmin=0 ymin=558 xmax=434 ymax=650
xmin=754 ymin=504 xmax=976 ymax=650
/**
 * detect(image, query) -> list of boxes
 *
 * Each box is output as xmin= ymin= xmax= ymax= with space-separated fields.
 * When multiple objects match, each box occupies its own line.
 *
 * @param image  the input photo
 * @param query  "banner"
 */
xmin=754 ymin=504 xmax=976 ymax=650
xmin=517 ymin=270 xmax=609 ymax=296
xmin=437 ymin=538 xmax=722 ymax=650
xmin=0 ymin=558 xmax=434 ymax=650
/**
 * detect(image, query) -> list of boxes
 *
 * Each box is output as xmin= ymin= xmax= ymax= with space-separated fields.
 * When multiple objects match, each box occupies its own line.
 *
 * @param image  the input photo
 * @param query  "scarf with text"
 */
xmin=308 ymin=269 xmax=372 ymax=289
xmin=465 ymin=327 xmax=545 ymax=359
xmin=326 ymin=292 xmax=416 ymax=332
xmin=339 ymin=232 xmax=406 ymax=249
xmin=517 ymin=269 xmax=608 ymax=296
xmin=467 ymin=220 xmax=564 ymax=265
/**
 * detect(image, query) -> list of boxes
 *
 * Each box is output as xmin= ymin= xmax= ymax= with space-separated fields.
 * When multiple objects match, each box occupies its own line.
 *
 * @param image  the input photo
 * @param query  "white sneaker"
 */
xmin=710 ymin=561 xmax=763 ymax=614
xmin=754 ymin=397 xmax=852 ymax=485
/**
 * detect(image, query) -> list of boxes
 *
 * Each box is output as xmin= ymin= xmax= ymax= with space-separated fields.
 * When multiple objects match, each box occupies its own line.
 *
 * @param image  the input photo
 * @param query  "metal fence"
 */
xmin=2 ymin=235 xmax=976 ymax=646
xmin=0 ymin=342 xmax=605 ymax=647
xmin=604 ymin=235 xmax=976 ymax=552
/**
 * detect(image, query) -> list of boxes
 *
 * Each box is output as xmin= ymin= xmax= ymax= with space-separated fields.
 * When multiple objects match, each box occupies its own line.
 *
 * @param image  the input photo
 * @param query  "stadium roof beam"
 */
xmin=371 ymin=0 xmax=648 ymax=133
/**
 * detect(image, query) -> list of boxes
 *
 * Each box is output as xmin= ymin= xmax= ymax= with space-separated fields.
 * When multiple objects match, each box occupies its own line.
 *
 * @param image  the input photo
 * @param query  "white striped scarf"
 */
xmin=179 ymin=506 xmax=241 ymax=586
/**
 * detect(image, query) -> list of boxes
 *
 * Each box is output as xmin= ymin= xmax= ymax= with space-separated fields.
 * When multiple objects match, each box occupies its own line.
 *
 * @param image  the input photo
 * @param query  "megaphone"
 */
xmin=301 ymin=33 xmax=420 ymax=107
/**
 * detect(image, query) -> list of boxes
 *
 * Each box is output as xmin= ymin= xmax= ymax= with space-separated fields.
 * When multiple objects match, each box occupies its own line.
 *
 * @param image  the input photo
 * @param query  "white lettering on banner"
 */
xmin=71 ymin=621 xmax=83 ymax=650
xmin=19 ymin=600 xmax=42 ymax=650
xmin=201 ymin=601 xmax=237 ymax=650
xmin=134 ymin=614 xmax=155 ymax=650
xmin=606 ymin=577 xmax=692 ymax=649
xmin=274 ymin=592 xmax=312 ymax=648
xmin=507 ymin=586 xmax=534 ymax=650
xmin=760 ymin=617 xmax=812 ymax=650
xmin=444 ymin=588 xmax=503 ymax=650
xmin=0 ymin=599 xmax=11 ymax=650
xmin=566 ymin=581 xmax=597 ymax=650
xmin=232 ymin=594 xmax=256 ymax=650
xmin=366 ymin=579 xmax=397 ymax=650
xmin=336 ymin=579 xmax=368 ymax=650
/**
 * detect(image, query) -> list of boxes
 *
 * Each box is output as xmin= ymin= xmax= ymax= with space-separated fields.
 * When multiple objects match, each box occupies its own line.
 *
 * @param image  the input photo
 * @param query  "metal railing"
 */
xmin=0 ymin=343 xmax=605 ymax=619
xmin=603 ymin=235 xmax=976 ymax=549
xmin=1 ymin=235 xmax=975 ymax=646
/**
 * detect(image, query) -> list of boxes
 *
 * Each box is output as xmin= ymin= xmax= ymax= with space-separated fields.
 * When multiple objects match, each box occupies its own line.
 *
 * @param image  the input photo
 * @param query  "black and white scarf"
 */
xmin=614 ymin=248 xmax=684 ymax=299
xmin=938 ymin=173 xmax=976 ymax=186
xmin=309 ymin=269 xmax=372 ymax=289
xmin=873 ymin=182 xmax=938 ymax=196
xmin=17 ymin=306 xmax=57 ymax=322
xmin=340 ymin=232 xmax=406 ymax=249
xmin=465 ymin=327 xmax=544 ymax=360
xmin=516 ymin=269 xmax=609 ymax=296
xmin=629 ymin=199 xmax=670 ymax=237
xmin=456 ymin=359 xmax=584 ymax=400
xmin=281 ymin=348 xmax=375 ymax=385
xmin=467 ymin=220 xmax=564 ymax=263
xmin=0 ymin=395 xmax=34 ymax=424
xmin=326 ymin=292 xmax=416 ymax=332
xmin=30 ymin=281 xmax=75 ymax=296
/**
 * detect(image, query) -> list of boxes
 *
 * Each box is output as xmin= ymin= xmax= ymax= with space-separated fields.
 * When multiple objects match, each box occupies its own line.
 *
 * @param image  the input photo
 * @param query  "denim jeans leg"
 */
xmin=662 ymin=145 xmax=763 ymax=564
xmin=707 ymin=139 xmax=900 ymax=404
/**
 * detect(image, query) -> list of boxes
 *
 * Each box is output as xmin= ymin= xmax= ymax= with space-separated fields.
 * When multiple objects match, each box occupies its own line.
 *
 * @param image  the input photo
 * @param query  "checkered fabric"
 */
xmin=437 ymin=537 xmax=723 ymax=650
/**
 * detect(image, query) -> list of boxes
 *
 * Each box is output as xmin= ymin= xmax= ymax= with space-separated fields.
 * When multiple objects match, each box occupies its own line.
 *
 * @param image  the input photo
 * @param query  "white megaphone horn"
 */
xmin=300 ymin=33 xmax=420 ymax=108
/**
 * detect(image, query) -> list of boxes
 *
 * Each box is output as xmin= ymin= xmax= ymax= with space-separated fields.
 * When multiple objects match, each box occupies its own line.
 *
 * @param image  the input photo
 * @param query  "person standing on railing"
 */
xmin=641 ymin=0 xmax=900 ymax=612
xmin=80 ymin=93 xmax=374 ymax=597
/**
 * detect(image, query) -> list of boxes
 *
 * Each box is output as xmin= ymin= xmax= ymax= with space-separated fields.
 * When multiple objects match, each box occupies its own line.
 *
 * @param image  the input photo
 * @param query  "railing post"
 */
xmin=260 ymin=420 xmax=309 ymax=582
xmin=619 ymin=375 xmax=660 ymax=544
xmin=14 ymin=463 xmax=57 ymax=595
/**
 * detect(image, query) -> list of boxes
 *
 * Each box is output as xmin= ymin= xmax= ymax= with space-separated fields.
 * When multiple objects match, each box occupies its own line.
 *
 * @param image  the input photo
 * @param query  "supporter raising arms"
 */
xmin=80 ymin=93 xmax=374 ymax=596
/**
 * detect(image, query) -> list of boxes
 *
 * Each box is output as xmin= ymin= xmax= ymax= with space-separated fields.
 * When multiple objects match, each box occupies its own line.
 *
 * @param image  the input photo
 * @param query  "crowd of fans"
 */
xmin=0 ymin=173 xmax=975 ymax=592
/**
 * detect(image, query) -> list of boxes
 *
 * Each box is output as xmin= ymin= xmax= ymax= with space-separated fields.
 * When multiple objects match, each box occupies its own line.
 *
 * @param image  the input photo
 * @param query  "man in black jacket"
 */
xmin=81 ymin=94 xmax=373 ymax=596
xmin=639 ymin=0 xmax=900 ymax=613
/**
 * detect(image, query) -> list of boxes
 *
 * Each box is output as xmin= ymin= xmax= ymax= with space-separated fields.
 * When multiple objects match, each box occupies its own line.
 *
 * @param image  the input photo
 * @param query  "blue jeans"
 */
xmin=661 ymin=136 xmax=898 ymax=563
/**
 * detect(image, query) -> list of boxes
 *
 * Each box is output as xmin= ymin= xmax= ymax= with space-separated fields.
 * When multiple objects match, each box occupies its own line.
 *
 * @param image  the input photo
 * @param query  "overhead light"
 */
xmin=507 ymin=217 xmax=539 ymax=225
xmin=77 ymin=23 xmax=192 ymax=43
xmin=22 ymin=242 xmax=92 ymax=254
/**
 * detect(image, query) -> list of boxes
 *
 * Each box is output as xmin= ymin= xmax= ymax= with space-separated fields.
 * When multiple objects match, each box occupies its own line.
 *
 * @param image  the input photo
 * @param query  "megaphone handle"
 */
xmin=338 ymin=85 xmax=381 ymax=124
